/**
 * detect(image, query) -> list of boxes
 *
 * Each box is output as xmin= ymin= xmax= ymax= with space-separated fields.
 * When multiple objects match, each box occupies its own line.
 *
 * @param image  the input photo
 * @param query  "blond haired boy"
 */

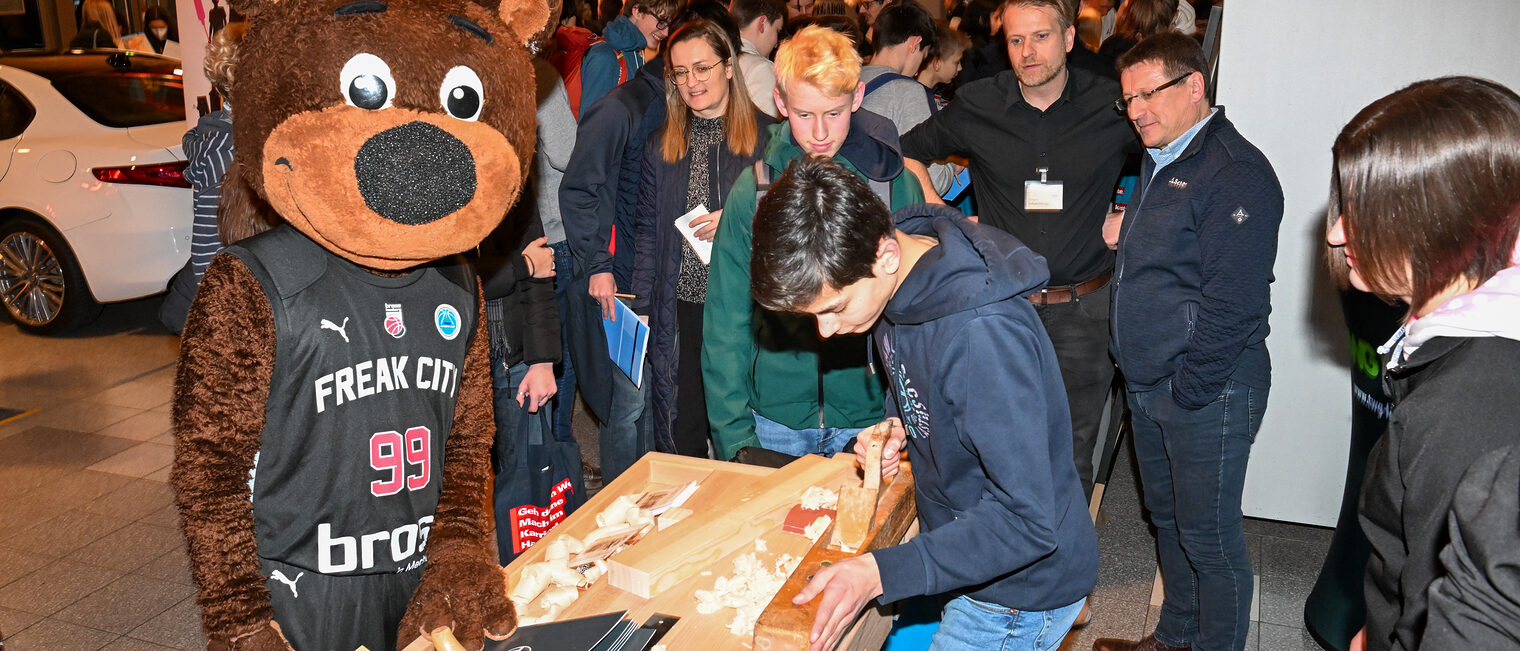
xmin=702 ymin=25 xmax=924 ymax=460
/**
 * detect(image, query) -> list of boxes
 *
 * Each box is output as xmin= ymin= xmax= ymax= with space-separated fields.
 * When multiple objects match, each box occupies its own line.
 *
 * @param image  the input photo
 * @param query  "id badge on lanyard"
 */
xmin=1025 ymin=167 xmax=1064 ymax=212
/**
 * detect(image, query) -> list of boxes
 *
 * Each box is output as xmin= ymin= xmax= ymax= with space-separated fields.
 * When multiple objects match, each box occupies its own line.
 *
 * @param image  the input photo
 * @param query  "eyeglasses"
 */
xmin=641 ymin=8 xmax=672 ymax=31
xmin=669 ymin=60 xmax=725 ymax=85
xmin=1115 ymin=72 xmax=1191 ymax=111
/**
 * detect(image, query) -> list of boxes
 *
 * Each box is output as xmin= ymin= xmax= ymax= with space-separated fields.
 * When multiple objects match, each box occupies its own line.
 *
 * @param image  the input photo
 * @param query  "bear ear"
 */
xmin=495 ymin=0 xmax=553 ymax=48
xmin=524 ymin=0 xmax=562 ymax=52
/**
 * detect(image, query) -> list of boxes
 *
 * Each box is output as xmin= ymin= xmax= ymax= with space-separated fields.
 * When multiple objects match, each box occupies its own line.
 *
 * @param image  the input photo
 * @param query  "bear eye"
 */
xmin=340 ymin=53 xmax=395 ymax=111
xmin=440 ymin=66 xmax=483 ymax=121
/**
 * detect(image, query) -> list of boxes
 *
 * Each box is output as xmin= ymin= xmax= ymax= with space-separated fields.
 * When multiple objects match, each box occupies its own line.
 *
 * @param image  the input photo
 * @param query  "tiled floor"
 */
xmin=0 ymin=297 xmax=1335 ymax=650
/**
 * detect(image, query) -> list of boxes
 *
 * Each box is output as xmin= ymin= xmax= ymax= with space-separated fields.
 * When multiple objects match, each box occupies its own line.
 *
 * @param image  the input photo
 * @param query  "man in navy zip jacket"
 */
xmin=750 ymin=157 xmax=1097 ymax=651
xmin=1096 ymin=33 xmax=1283 ymax=651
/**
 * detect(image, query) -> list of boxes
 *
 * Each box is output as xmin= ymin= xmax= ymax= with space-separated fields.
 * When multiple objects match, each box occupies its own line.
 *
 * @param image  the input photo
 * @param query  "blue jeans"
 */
xmin=928 ymin=595 xmax=1085 ymax=651
xmin=550 ymin=242 xmax=577 ymax=458
xmin=1128 ymin=378 xmax=1267 ymax=651
xmin=601 ymin=359 xmax=652 ymax=483
xmin=752 ymin=411 xmax=861 ymax=457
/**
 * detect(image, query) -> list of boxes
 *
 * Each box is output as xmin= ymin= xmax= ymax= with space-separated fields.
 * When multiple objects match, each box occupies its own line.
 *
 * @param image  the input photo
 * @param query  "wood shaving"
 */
xmin=803 ymin=515 xmax=832 ymax=542
xmin=694 ymin=551 xmax=804 ymax=636
xmin=799 ymin=486 xmax=839 ymax=510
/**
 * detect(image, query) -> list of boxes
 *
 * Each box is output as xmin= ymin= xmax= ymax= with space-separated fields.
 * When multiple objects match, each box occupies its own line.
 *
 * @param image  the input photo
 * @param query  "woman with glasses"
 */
xmin=630 ymin=19 xmax=770 ymax=458
xmin=1324 ymin=76 xmax=1520 ymax=651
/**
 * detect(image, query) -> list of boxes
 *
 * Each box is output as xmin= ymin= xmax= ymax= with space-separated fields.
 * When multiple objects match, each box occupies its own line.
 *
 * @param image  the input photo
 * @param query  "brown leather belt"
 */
xmin=1027 ymin=272 xmax=1112 ymax=305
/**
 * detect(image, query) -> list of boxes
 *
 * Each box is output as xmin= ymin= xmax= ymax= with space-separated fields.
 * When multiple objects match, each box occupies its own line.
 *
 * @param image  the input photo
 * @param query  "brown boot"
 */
xmin=1091 ymin=634 xmax=1191 ymax=651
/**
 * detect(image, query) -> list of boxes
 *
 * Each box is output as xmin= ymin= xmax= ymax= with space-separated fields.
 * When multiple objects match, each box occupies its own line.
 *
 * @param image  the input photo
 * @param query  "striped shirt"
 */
xmin=182 ymin=109 xmax=235 ymax=283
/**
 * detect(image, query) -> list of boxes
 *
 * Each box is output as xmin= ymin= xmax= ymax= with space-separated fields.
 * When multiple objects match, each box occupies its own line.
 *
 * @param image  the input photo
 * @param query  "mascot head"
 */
xmin=225 ymin=0 xmax=551 ymax=270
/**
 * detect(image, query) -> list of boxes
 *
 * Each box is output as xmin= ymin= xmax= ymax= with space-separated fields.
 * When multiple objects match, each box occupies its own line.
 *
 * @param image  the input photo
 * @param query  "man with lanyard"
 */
xmin=900 ymin=0 xmax=1136 ymax=498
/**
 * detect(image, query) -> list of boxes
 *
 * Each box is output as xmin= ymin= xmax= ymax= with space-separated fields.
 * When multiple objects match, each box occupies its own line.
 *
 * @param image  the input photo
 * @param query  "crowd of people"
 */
xmin=165 ymin=0 xmax=1520 ymax=648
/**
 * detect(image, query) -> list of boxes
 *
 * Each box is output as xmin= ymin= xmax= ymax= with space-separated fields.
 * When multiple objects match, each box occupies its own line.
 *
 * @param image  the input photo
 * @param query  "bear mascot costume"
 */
xmin=170 ymin=0 xmax=551 ymax=648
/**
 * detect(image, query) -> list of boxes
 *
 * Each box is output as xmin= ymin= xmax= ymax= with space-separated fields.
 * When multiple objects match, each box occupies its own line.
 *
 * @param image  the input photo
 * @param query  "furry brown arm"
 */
xmin=171 ymin=253 xmax=290 ymax=650
xmin=397 ymin=286 xmax=516 ymax=650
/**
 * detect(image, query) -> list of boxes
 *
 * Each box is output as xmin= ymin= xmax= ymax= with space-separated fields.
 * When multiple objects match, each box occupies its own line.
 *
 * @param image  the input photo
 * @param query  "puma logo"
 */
xmin=321 ymin=317 xmax=350 ymax=343
xmin=271 ymin=569 xmax=304 ymax=598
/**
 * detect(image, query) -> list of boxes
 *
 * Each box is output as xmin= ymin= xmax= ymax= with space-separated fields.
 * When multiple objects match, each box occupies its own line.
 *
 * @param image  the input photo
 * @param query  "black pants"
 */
xmin=673 ymin=299 xmax=711 ymax=457
xmin=1032 ymin=281 xmax=1114 ymax=499
xmin=261 ymin=557 xmax=422 ymax=651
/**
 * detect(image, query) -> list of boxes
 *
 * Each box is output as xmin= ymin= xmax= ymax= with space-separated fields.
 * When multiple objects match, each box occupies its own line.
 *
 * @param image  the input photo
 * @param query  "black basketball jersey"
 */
xmin=227 ymin=226 xmax=478 ymax=576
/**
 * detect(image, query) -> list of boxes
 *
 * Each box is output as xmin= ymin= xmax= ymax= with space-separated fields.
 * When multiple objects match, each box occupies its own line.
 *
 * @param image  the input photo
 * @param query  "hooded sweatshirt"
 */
xmin=1360 ymin=260 xmax=1520 ymax=651
xmin=870 ymin=205 xmax=1098 ymax=612
xmin=580 ymin=14 xmax=648 ymax=110
xmin=702 ymin=110 xmax=924 ymax=459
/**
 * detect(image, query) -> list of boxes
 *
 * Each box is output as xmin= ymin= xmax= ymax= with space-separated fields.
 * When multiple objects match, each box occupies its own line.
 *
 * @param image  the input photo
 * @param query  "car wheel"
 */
xmin=0 ymin=218 xmax=102 ymax=334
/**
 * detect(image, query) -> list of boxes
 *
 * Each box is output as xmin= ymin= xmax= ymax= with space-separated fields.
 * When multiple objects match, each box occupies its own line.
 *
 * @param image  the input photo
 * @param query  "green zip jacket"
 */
xmin=702 ymin=113 xmax=925 ymax=459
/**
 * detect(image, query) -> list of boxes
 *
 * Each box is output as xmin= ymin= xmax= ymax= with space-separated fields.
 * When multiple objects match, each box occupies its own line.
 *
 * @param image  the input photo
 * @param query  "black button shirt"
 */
xmin=902 ymin=66 xmax=1137 ymax=285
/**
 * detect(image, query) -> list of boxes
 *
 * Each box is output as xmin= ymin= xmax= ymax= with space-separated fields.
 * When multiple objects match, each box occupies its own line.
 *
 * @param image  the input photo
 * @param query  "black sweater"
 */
xmin=476 ymin=199 xmax=559 ymax=368
xmin=1360 ymin=336 xmax=1520 ymax=651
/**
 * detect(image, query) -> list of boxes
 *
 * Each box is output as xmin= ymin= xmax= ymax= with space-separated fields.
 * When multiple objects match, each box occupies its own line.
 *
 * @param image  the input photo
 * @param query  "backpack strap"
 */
xmin=870 ymin=178 xmax=892 ymax=206
xmin=751 ymin=160 xmax=771 ymax=211
xmin=862 ymin=72 xmax=913 ymax=98
xmin=615 ymin=50 xmax=628 ymax=85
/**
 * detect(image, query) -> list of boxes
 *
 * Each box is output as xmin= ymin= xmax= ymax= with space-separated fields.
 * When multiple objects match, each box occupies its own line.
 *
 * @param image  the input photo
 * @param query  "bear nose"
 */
xmin=355 ymin=121 xmax=477 ymax=225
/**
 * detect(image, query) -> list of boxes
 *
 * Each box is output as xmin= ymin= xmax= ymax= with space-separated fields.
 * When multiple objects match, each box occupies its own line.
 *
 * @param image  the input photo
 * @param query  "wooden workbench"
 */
xmin=502 ymin=452 xmax=918 ymax=650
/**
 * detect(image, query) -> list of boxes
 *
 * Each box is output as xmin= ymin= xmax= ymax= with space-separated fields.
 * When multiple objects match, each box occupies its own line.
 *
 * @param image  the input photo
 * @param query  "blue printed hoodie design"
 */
xmin=871 ymin=205 xmax=1098 ymax=612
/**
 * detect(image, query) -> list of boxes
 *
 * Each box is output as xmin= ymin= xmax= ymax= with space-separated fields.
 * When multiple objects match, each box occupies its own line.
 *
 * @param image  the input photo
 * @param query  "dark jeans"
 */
xmin=1128 ymin=377 xmax=1267 ymax=651
xmin=550 ymin=242 xmax=577 ymax=453
xmin=1032 ymin=281 xmax=1114 ymax=499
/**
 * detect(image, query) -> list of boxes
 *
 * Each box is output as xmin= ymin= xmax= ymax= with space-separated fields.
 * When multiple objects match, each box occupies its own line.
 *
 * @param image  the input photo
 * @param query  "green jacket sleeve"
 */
xmin=702 ymin=169 xmax=761 ymax=459
xmin=890 ymin=167 xmax=927 ymax=209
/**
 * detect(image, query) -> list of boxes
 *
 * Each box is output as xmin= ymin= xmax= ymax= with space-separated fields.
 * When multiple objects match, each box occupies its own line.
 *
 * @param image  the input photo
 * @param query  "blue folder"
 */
xmin=602 ymin=298 xmax=649 ymax=388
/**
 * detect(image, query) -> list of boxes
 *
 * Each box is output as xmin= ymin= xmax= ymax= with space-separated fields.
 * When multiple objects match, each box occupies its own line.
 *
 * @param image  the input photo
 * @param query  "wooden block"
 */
xmin=835 ymin=483 xmax=872 ymax=551
xmin=754 ymin=461 xmax=917 ymax=649
xmin=752 ymin=546 xmax=853 ymax=650
xmin=836 ymin=427 xmax=886 ymax=552
xmin=657 ymin=507 xmax=693 ymax=530
xmin=607 ymin=454 xmax=859 ymax=598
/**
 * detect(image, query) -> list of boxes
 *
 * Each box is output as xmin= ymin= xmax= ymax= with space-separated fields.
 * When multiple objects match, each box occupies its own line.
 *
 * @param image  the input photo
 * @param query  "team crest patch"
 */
xmin=435 ymin=304 xmax=462 ymax=340
xmin=1232 ymin=207 xmax=1250 ymax=224
xmin=384 ymin=303 xmax=406 ymax=338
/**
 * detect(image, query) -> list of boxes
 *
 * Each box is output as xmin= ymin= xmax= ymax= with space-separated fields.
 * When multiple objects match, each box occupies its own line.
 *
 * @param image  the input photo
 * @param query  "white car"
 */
xmin=0 ymin=51 xmax=192 ymax=334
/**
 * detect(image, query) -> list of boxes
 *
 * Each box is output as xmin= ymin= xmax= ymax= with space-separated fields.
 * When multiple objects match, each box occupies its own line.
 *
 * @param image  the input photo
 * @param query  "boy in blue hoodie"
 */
xmin=750 ymin=157 xmax=1098 ymax=651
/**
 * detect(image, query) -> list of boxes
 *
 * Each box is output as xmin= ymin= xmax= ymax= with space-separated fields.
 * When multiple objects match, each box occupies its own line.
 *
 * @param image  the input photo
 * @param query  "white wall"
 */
xmin=1218 ymin=0 xmax=1520 ymax=525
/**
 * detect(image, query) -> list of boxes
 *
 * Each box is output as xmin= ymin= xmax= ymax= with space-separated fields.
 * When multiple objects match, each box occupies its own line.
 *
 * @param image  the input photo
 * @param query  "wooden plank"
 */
xmin=753 ymin=461 xmax=917 ymax=650
xmin=606 ymin=454 xmax=860 ymax=598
